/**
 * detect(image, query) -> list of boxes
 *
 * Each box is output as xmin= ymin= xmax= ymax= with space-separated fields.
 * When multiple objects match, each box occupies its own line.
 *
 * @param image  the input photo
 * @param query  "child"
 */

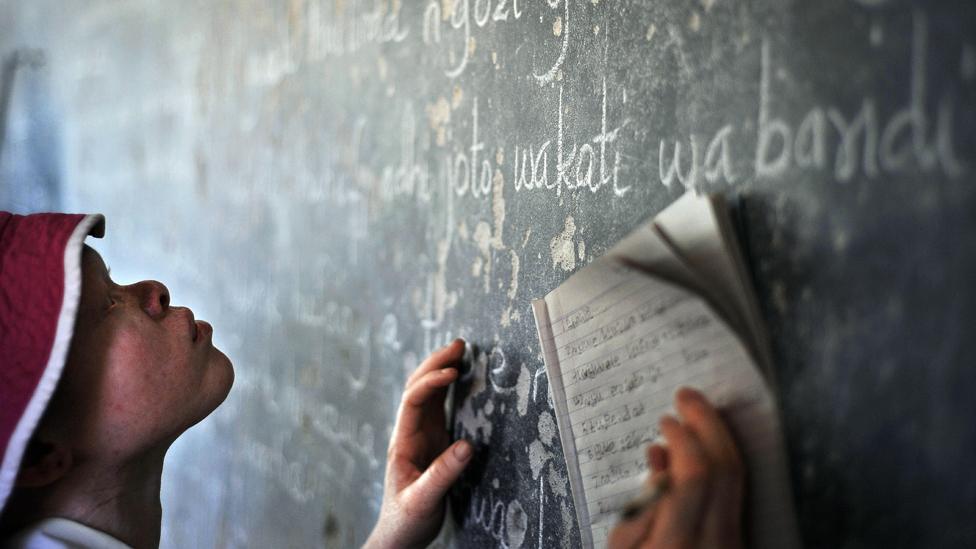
xmin=0 ymin=211 xmax=743 ymax=548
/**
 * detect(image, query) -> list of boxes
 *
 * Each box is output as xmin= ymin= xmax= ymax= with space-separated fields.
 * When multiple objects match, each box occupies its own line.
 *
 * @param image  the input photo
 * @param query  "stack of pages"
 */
xmin=532 ymin=192 xmax=801 ymax=549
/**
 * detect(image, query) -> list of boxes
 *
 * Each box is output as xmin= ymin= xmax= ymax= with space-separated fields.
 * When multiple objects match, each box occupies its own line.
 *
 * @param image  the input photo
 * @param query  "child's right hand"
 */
xmin=364 ymin=339 xmax=472 ymax=549
xmin=609 ymin=388 xmax=745 ymax=549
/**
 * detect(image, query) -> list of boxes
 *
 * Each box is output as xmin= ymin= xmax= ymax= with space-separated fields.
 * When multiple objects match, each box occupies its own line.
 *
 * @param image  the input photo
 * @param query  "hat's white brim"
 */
xmin=0 ymin=213 xmax=105 ymax=511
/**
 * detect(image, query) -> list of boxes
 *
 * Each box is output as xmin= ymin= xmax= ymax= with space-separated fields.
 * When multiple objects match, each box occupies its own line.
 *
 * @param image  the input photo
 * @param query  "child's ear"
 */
xmin=15 ymin=438 xmax=73 ymax=488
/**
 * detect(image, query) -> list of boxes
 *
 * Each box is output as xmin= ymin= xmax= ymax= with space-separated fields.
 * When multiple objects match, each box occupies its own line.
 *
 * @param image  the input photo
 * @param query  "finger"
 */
xmin=395 ymin=368 xmax=458 ymax=437
xmin=403 ymin=439 xmax=473 ymax=513
xmin=674 ymin=388 xmax=743 ymax=474
xmin=608 ymin=510 xmax=652 ymax=549
xmin=406 ymin=338 xmax=465 ymax=390
xmin=648 ymin=443 xmax=669 ymax=473
xmin=608 ymin=468 xmax=666 ymax=549
xmin=675 ymin=388 xmax=745 ymax=546
xmin=699 ymin=476 xmax=745 ymax=549
xmin=647 ymin=415 xmax=711 ymax=548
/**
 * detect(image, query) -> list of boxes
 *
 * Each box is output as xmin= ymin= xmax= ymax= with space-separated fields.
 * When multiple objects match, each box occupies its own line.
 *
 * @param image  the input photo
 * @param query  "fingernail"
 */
xmin=441 ymin=368 xmax=457 ymax=377
xmin=454 ymin=440 xmax=473 ymax=460
xmin=453 ymin=337 xmax=466 ymax=346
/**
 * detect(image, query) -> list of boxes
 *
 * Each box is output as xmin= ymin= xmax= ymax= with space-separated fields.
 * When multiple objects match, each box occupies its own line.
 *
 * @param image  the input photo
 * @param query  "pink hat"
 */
xmin=0 ymin=211 xmax=105 ymax=512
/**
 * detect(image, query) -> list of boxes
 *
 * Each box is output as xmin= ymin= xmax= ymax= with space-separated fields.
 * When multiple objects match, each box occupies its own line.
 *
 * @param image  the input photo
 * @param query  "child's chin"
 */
xmin=208 ymin=350 xmax=235 ymax=400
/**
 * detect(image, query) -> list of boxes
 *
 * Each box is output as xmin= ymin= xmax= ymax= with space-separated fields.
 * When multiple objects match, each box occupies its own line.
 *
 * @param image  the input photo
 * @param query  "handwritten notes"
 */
xmin=533 ymin=205 xmax=800 ymax=549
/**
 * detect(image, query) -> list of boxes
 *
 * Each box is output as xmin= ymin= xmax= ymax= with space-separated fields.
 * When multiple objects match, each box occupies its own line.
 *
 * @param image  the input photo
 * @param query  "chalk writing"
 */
xmin=465 ymin=487 xmax=529 ymax=548
xmin=235 ymin=372 xmax=381 ymax=471
xmin=657 ymin=10 xmax=966 ymax=191
xmin=534 ymin=0 xmax=569 ymax=85
xmin=306 ymin=0 xmax=409 ymax=60
xmin=422 ymin=0 xmax=525 ymax=78
xmin=513 ymin=79 xmax=630 ymax=198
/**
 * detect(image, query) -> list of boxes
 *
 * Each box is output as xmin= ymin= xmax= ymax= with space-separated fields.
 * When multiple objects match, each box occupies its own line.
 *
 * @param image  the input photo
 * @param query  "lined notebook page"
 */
xmin=533 ymin=225 xmax=800 ymax=549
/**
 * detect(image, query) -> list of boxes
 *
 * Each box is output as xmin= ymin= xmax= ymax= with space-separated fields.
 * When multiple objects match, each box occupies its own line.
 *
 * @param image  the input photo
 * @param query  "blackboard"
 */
xmin=1 ymin=0 xmax=974 ymax=547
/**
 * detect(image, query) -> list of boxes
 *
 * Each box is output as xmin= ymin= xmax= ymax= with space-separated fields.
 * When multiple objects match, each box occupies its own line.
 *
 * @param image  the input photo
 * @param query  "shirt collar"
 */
xmin=5 ymin=517 xmax=133 ymax=549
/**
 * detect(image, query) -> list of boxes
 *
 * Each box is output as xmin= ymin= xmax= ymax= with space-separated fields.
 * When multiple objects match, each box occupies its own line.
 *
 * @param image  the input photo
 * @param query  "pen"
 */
xmin=620 ymin=473 xmax=671 ymax=520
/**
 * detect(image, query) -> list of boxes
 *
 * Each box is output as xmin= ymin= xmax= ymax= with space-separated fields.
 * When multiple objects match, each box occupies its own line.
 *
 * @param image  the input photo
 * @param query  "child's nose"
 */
xmin=133 ymin=279 xmax=170 ymax=318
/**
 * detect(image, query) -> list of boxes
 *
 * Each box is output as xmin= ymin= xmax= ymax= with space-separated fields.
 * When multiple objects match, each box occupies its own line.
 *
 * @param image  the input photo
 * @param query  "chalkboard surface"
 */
xmin=1 ymin=1 xmax=974 ymax=547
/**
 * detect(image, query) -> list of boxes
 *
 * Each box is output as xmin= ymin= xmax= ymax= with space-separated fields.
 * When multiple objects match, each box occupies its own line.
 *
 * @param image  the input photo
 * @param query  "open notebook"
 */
xmin=532 ymin=192 xmax=801 ymax=549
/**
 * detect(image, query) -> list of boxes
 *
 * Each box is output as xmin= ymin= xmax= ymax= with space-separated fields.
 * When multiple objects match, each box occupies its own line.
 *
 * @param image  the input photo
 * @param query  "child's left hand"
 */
xmin=365 ymin=339 xmax=473 ymax=549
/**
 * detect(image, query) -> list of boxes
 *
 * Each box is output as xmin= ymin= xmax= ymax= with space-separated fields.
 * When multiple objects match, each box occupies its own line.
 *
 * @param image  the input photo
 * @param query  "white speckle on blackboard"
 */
xmin=538 ymin=411 xmax=556 ymax=446
xmin=833 ymin=230 xmax=849 ymax=252
xmin=455 ymin=394 xmax=493 ymax=442
xmin=528 ymin=440 xmax=552 ymax=479
xmin=506 ymin=500 xmax=527 ymax=548
xmin=451 ymin=85 xmax=463 ymax=109
xmin=869 ymin=22 xmax=883 ymax=47
xmin=426 ymin=97 xmax=450 ymax=147
xmin=550 ymin=216 xmax=577 ymax=271
xmin=516 ymin=364 xmax=532 ymax=416
xmin=440 ymin=0 xmax=455 ymax=20
xmin=500 ymin=251 xmax=521 ymax=327
xmin=473 ymin=221 xmax=493 ymax=292
xmin=561 ymin=499 xmax=574 ymax=545
xmin=961 ymin=44 xmax=976 ymax=81
xmin=548 ymin=466 xmax=568 ymax=499
xmin=474 ymin=221 xmax=492 ymax=256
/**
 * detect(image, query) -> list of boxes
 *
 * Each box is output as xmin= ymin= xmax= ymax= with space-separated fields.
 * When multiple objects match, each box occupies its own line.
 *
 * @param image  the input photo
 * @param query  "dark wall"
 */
xmin=1 ymin=1 xmax=973 ymax=547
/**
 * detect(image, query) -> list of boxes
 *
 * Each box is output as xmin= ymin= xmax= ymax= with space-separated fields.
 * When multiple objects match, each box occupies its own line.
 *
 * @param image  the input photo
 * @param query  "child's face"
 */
xmin=49 ymin=245 xmax=235 ymax=461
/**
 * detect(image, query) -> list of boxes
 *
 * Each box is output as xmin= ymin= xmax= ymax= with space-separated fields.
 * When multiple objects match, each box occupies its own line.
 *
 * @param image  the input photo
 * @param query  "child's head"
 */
xmin=36 ymin=244 xmax=235 ymax=470
xmin=0 ymin=212 xmax=233 ymax=522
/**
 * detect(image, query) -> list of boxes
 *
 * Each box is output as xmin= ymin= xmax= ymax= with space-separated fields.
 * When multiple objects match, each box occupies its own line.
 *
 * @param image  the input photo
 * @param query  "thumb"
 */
xmin=404 ymin=440 xmax=473 ymax=510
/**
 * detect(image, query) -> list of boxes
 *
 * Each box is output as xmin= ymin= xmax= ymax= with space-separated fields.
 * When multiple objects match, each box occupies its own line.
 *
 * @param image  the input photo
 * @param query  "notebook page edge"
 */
xmin=706 ymin=193 xmax=777 ymax=384
xmin=532 ymin=296 xmax=596 ymax=549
